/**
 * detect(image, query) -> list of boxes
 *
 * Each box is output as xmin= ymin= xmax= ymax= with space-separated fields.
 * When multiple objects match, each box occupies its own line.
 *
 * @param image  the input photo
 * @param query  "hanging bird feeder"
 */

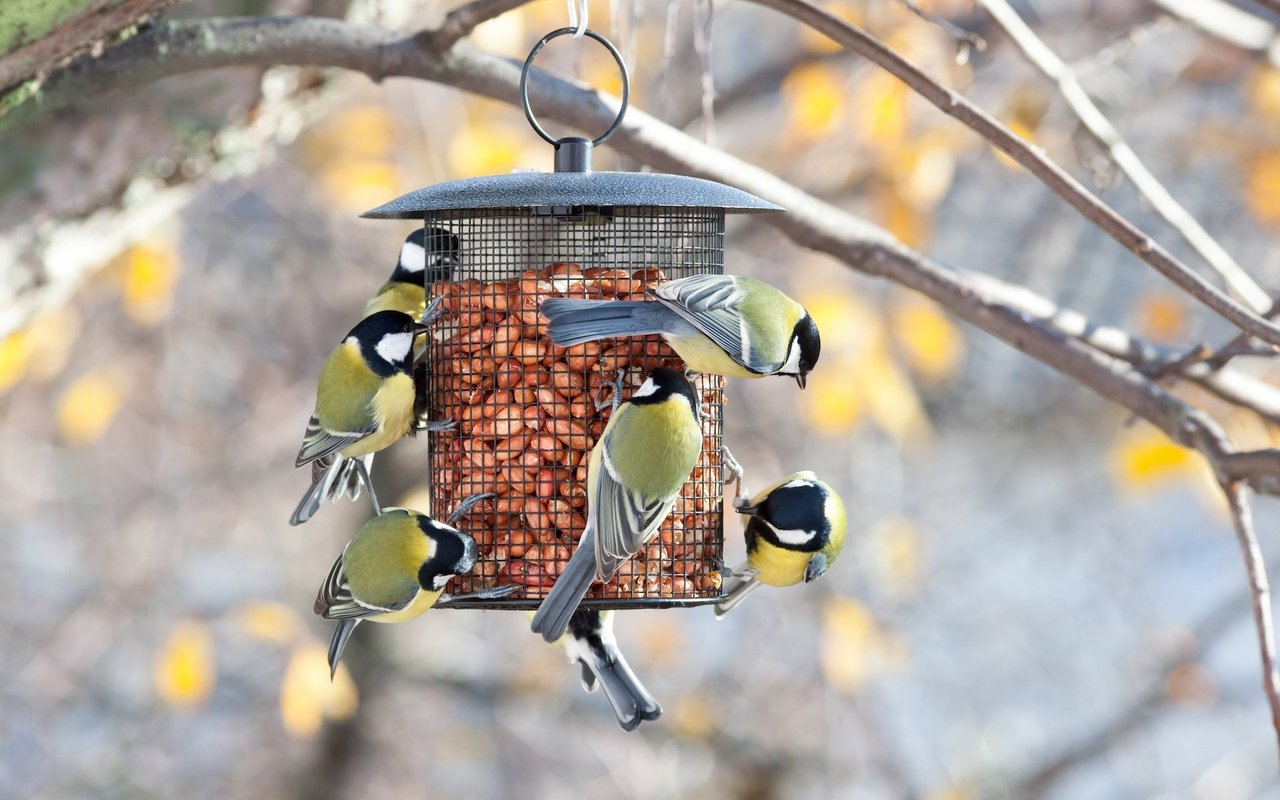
xmin=361 ymin=28 xmax=781 ymax=609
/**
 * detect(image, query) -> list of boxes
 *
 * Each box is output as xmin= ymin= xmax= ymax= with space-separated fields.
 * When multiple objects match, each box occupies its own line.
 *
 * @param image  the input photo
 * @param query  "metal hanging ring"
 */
xmin=519 ymin=27 xmax=631 ymax=147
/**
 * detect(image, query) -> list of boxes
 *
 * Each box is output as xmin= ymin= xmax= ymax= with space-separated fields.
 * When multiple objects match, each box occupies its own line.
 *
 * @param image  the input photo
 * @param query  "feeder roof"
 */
xmin=360 ymin=171 xmax=783 ymax=219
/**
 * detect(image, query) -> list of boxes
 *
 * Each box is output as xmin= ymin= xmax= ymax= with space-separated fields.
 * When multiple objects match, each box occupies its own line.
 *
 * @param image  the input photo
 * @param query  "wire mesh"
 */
xmin=424 ymin=206 xmax=726 ymax=609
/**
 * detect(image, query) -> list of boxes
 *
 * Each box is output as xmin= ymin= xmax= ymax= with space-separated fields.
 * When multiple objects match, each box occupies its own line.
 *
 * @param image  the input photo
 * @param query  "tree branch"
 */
xmin=975 ymin=0 xmax=1271 ymax=314
xmin=1148 ymin=0 xmax=1280 ymax=68
xmin=1223 ymin=481 xmax=1280 ymax=759
xmin=424 ymin=0 xmax=538 ymax=51
xmin=736 ymin=0 xmax=1280 ymax=347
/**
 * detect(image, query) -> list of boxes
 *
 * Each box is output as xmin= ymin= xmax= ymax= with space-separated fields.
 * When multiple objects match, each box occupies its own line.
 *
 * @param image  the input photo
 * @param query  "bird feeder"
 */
xmin=361 ymin=28 xmax=781 ymax=609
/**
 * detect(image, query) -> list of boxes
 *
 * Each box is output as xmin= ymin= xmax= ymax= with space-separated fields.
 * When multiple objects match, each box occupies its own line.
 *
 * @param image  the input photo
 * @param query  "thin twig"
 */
xmin=1223 ymin=481 xmax=1280 ymax=760
xmin=1148 ymin=0 xmax=1280 ymax=68
xmin=732 ymin=0 xmax=1280 ymax=347
xmin=895 ymin=0 xmax=987 ymax=54
xmin=975 ymin=0 xmax=1272 ymax=313
xmin=427 ymin=0 xmax=534 ymax=50
xmin=1069 ymin=15 xmax=1175 ymax=78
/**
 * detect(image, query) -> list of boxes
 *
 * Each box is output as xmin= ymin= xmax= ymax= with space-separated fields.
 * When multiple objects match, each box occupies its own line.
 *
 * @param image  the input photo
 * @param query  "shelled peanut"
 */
xmin=428 ymin=263 xmax=724 ymax=600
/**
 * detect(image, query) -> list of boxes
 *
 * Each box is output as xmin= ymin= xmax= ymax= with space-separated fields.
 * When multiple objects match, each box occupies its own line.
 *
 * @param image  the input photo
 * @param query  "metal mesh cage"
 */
xmin=424 ymin=206 xmax=726 ymax=609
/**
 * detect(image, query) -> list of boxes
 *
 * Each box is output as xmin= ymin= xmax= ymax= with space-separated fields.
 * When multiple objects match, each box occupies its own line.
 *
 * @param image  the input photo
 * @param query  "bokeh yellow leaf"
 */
xmin=232 ymin=601 xmax=300 ymax=645
xmin=1134 ymin=290 xmax=1188 ymax=343
xmin=879 ymin=185 xmax=933 ymax=250
xmin=0 ymin=330 xmax=30 ymax=394
xmin=22 ymin=307 xmax=80 ymax=384
xmin=889 ymin=134 xmax=957 ymax=210
xmin=57 ymin=370 xmax=124 ymax=446
xmin=821 ymin=596 xmax=905 ymax=693
xmin=798 ymin=3 xmax=861 ymax=54
xmin=671 ymin=694 xmax=717 ymax=740
xmin=872 ymin=517 xmax=923 ymax=597
xmin=782 ymin=63 xmax=847 ymax=139
xmin=280 ymin=642 xmax=358 ymax=739
xmin=1248 ymin=66 xmax=1280 ymax=122
xmin=854 ymin=72 xmax=910 ymax=152
xmin=155 ymin=619 xmax=216 ymax=709
xmin=121 ymin=243 xmax=179 ymax=326
xmin=448 ymin=124 xmax=531 ymax=178
xmin=319 ymin=160 xmax=400 ymax=216
xmin=891 ymin=293 xmax=964 ymax=383
xmin=1111 ymin=425 xmax=1202 ymax=490
xmin=1243 ymin=149 xmax=1280 ymax=227
xmin=861 ymin=344 xmax=932 ymax=444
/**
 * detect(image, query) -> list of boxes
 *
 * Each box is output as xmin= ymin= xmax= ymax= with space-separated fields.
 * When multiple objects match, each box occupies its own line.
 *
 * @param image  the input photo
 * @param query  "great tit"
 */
xmin=540 ymin=274 xmax=821 ymax=388
xmin=531 ymin=367 xmax=703 ymax=642
xmin=715 ymin=471 xmax=847 ymax=618
xmin=290 ymin=310 xmax=432 ymax=524
xmin=314 ymin=496 xmax=495 ymax=677
xmin=552 ymin=609 xmax=662 ymax=731
xmin=363 ymin=226 xmax=462 ymax=318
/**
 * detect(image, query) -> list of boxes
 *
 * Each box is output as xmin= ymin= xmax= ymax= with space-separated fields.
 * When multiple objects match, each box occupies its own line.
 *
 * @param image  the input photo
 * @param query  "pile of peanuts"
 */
xmin=429 ymin=264 xmax=724 ymax=601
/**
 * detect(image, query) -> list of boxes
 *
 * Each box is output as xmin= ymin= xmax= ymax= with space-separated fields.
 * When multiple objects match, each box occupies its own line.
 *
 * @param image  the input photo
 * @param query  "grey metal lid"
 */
xmin=360 ymin=171 xmax=783 ymax=219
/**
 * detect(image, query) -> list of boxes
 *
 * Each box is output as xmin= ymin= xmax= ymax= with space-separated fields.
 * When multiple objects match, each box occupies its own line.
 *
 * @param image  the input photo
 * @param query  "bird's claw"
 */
xmin=442 ymin=584 xmax=520 ymax=603
xmin=419 ymin=296 xmax=447 ymax=326
xmin=721 ymin=445 xmax=749 ymax=504
xmin=595 ymin=370 xmax=626 ymax=413
xmin=447 ymin=492 xmax=496 ymax=525
xmin=415 ymin=417 xmax=457 ymax=433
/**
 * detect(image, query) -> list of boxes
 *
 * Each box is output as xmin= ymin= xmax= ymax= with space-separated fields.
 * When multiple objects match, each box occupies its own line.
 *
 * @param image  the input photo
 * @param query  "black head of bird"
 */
xmin=787 ymin=313 xmax=821 ymax=389
xmin=415 ymin=516 xmax=479 ymax=591
xmin=629 ymin=366 xmax=700 ymax=414
xmin=390 ymin=227 xmax=463 ymax=285
xmin=349 ymin=310 xmax=429 ymax=377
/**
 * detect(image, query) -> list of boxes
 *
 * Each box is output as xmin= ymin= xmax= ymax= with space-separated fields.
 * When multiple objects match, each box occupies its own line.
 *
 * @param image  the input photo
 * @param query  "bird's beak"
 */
xmin=795 ymin=372 xmax=807 ymax=390
xmin=412 ymin=321 xmax=432 ymax=335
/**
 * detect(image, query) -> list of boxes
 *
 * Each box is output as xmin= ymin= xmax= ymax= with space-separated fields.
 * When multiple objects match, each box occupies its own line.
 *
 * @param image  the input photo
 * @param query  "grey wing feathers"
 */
xmin=652 ymin=275 xmax=774 ymax=374
xmin=294 ymin=415 xmax=372 ymax=467
xmin=593 ymin=449 xmax=677 ymax=580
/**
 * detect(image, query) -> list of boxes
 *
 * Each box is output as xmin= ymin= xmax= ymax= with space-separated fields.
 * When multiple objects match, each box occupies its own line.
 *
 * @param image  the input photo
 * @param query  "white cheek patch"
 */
xmin=431 ymin=574 xmax=451 ymax=590
xmin=376 ymin=331 xmax=414 ymax=363
xmin=630 ymin=378 xmax=659 ymax=400
xmin=780 ymin=338 xmax=804 ymax=374
xmin=770 ymin=524 xmax=818 ymax=546
xmin=399 ymin=240 xmax=426 ymax=273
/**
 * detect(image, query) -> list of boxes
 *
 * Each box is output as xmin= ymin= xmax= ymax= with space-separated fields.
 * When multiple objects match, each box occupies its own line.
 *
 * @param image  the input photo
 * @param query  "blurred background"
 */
xmin=3 ymin=0 xmax=1280 ymax=797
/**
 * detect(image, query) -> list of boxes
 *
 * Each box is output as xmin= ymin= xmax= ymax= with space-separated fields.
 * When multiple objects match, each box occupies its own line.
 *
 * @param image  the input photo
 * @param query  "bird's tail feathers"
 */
xmin=288 ymin=455 xmax=372 ymax=526
xmin=531 ymin=533 xmax=597 ymax=642
xmin=327 ymin=618 xmax=360 ymax=679
xmin=540 ymin=299 xmax=660 ymax=347
xmin=585 ymin=638 xmax=662 ymax=731
xmin=714 ymin=562 xmax=763 ymax=618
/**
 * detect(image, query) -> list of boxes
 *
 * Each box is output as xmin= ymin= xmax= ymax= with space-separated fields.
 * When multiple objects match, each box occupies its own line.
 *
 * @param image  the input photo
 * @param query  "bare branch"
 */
xmin=1149 ymin=0 xmax=1280 ymax=68
xmin=736 ymin=0 xmax=1280 ymax=347
xmin=426 ymin=0 xmax=536 ymax=51
xmin=1223 ymin=481 xmax=1280 ymax=757
xmin=975 ymin=0 xmax=1271 ymax=313
xmin=895 ymin=0 xmax=987 ymax=55
xmin=0 ymin=0 xmax=181 ymax=92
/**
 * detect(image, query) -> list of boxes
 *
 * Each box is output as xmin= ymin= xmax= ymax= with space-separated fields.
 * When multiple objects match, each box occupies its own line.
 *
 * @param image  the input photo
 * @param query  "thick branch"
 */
xmin=425 ymin=0 xmax=537 ymax=51
xmin=736 ymin=0 xmax=1280 ymax=347
xmin=976 ymin=0 xmax=1270 ymax=313
xmin=0 ymin=0 xmax=180 ymax=92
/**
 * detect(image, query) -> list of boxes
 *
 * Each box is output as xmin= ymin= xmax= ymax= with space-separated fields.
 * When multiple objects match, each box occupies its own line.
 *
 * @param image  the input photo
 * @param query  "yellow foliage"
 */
xmin=308 ymin=105 xmax=397 ymax=161
xmin=798 ymin=3 xmax=861 ymax=54
xmin=1111 ymin=425 xmax=1202 ymax=490
xmin=782 ymin=63 xmax=847 ymax=139
xmin=23 ymin=307 xmax=81 ymax=384
xmin=1134 ymin=291 xmax=1188 ymax=343
xmin=671 ymin=694 xmax=717 ymax=740
xmin=57 ymin=370 xmax=124 ymax=446
xmin=821 ymin=596 xmax=904 ymax=693
xmin=280 ymin=642 xmax=359 ymax=739
xmin=0 ymin=331 xmax=30 ymax=394
xmin=879 ymin=185 xmax=933 ymax=250
xmin=155 ymin=619 xmax=216 ymax=709
xmin=854 ymin=72 xmax=910 ymax=152
xmin=872 ymin=517 xmax=923 ymax=597
xmin=1243 ymin=149 xmax=1280 ymax=227
xmin=891 ymin=293 xmax=964 ymax=383
xmin=121 ymin=243 xmax=179 ymax=326
xmin=448 ymin=124 xmax=531 ymax=178
xmin=319 ymin=160 xmax=400 ymax=216
xmin=889 ymin=135 xmax=957 ymax=210
xmin=232 ymin=601 xmax=300 ymax=645
xmin=799 ymin=287 xmax=931 ymax=443
xmin=1248 ymin=66 xmax=1280 ymax=122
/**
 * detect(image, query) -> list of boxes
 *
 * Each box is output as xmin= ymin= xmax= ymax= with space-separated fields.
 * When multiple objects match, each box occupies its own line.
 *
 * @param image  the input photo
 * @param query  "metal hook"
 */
xmin=519 ymin=27 xmax=631 ymax=147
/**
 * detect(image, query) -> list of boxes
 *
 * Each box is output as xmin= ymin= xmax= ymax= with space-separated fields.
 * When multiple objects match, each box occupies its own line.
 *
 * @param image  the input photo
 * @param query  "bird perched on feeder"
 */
xmin=290 ymin=309 xmax=450 ymax=524
xmin=549 ymin=608 xmax=662 ymax=731
xmin=363 ymin=227 xmax=462 ymax=319
xmin=539 ymin=274 xmax=821 ymax=388
xmin=289 ymin=229 xmax=461 ymax=525
xmin=531 ymin=367 xmax=703 ymax=643
xmin=715 ymin=471 xmax=847 ymax=618
xmin=314 ymin=496 xmax=510 ymax=677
